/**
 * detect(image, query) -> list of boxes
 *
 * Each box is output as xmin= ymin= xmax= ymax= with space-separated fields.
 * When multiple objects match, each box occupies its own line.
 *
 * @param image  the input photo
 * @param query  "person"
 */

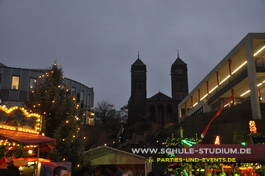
xmin=53 ymin=166 xmax=68 ymax=176
xmin=147 ymin=171 xmax=156 ymax=176
xmin=0 ymin=168 xmax=17 ymax=176
xmin=7 ymin=161 xmax=20 ymax=176
xmin=114 ymin=171 xmax=130 ymax=176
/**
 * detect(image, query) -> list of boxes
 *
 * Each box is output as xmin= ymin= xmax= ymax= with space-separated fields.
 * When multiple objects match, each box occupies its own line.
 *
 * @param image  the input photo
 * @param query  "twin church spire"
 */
xmin=131 ymin=51 xmax=188 ymax=100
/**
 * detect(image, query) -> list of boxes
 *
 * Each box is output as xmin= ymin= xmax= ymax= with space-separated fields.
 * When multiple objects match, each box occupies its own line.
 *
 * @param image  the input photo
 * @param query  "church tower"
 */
xmin=171 ymin=54 xmax=189 ymax=101
xmin=128 ymin=54 xmax=147 ymax=127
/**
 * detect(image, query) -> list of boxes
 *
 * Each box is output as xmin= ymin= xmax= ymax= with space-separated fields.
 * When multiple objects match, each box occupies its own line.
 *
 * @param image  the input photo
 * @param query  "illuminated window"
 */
xmin=29 ymin=78 xmax=37 ymax=89
xmin=11 ymin=76 xmax=20 ymax=90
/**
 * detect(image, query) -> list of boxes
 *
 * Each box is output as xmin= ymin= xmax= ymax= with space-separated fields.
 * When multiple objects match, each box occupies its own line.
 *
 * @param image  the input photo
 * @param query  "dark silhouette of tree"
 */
xmin=94 ymin=100 xmax=116 ymax=126
xmin=118 ymin=104 xmax=128 ymax=124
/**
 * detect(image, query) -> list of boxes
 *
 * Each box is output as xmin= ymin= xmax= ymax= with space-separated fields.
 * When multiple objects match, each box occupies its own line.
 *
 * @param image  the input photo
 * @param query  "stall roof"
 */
xmin=85 ymin=146 xmax=147 ymax=165
xmin=0 ymin=129 xmax=56 ymax=146
xmin=177 ymin=144 xmax=265 ymax=161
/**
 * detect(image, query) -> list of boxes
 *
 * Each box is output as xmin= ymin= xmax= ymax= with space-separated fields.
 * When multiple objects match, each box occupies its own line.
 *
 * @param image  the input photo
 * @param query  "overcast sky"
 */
xmin=0 ymin=0 xmax=265 ymax=109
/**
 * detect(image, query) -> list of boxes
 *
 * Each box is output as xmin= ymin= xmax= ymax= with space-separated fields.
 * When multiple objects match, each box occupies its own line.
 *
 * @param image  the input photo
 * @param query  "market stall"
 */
xmin=0 ymin=105 xmax=55 ymax=176
xmin=85 ymin=146 xmax=152 ymax=175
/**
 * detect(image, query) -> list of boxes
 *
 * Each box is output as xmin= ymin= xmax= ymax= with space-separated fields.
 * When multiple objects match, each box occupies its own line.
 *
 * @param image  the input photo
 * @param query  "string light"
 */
xmin=0 ymin=105 xmax=42 ymax=133
xmin=254 ymin=45 xmax=265 ymax=56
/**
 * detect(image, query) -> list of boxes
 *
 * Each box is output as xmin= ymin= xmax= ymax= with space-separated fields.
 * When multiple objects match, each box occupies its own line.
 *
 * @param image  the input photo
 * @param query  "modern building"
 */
xmin=0 ymin=63 xmax=94 ymax=124
xmin=178 ymin=33 xmax=265 ymax=121
xmin=128 ymin=53 xmax=189 ymax=131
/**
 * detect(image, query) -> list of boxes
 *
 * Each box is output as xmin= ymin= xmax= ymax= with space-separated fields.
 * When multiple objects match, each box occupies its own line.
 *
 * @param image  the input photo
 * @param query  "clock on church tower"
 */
xmin=171 ymin=56 xmax=189 ymax=101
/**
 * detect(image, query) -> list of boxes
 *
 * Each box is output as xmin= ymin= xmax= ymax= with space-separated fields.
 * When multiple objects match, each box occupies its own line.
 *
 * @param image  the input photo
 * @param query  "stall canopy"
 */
xmin=0 ymin=129 xmax=56 ymax=146
xmin=85 ymin=146 xmax=148 ymax=165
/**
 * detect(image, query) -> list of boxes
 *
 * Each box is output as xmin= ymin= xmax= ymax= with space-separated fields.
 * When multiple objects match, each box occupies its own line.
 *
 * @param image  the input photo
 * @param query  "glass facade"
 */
xmin=29 ymin=78 xmax=37 ymax=89
xmin=11 ymin=76 xmax=20 ymax=90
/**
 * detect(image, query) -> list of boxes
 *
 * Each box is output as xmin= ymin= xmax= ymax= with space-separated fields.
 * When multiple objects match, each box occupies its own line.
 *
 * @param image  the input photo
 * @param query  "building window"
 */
xmin=29 ymin=78 xmax=37 ymax=89
xmin=11 ymin=76 xmax=20 ymax=90
xmin=71 ymin=87 xmax=76 ymax=93
xmin=81 ymin=91 xmax=84 ymax=101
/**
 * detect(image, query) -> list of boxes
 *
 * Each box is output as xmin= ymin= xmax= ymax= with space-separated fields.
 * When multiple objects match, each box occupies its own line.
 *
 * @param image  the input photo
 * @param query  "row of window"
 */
xmin=10 ymin=76 xmax=37 ymax=90
xmin=0 ymin=75 xmax=86 ymax=102
xmin=1 ymin=75 xmax=85 ymax=99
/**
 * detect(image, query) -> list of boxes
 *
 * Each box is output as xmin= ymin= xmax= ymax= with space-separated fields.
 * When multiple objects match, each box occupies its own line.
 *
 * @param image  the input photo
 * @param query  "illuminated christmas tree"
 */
xmin=26 ymin=63 xmax=85 ymax=167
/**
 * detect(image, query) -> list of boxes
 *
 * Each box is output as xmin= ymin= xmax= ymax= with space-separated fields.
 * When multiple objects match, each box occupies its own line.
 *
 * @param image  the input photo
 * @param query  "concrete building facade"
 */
xmin=0 ymin=63 xmax=94 ymax=124
xmin=178 ymin=33 xmax=265 ymax=121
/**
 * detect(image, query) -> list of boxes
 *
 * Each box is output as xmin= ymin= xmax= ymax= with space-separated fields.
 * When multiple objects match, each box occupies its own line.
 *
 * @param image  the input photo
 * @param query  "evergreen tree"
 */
xmin=26 ymin=63 xmax=85 ymax=167
xmin=52 ymin=116 xmax=85 ymax=167
xmin=26 ymin=63 xmax=76 ymax=137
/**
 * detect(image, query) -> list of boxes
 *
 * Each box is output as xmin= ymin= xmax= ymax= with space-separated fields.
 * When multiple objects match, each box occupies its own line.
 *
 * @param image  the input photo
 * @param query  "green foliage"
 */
xmin=26 ymin=63 xmax=85 ymax=168
xmin=13 ymin=145 xmax=25 ymax=158
xmin=52 ymin=117 xmax=85 ymax=167
xmin=26 ymin=64 xmax=77 ymax=137
xmin=0 ymin=144 xmax=25 ymax=159
xmin=0 ymin=145 xmax=6 ymax=158
xmin=72 ymin=162 xmax=95 ymax=176
xmin=233 ymin=130 xmax=254 ymax=144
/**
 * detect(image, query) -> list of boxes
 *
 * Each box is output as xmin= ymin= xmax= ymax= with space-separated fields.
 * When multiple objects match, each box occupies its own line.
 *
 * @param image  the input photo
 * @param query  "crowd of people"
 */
xmin=0 ymin=161 xmax=20 ymax=176
xmin=114 ymin=171 xmax=177 ymax=176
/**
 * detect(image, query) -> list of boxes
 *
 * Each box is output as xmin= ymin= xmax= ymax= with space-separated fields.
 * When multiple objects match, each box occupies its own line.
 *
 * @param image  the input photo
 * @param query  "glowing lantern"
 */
xmin=249 ymin=120 xmax=257 ymax=133
xmin=214 ymin=136 xmax=220 ymax=145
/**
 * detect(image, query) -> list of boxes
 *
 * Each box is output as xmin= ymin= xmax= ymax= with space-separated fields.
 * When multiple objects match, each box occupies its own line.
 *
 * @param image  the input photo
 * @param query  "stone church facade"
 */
xmin=128 ymin=54 xmax=189 ymax=131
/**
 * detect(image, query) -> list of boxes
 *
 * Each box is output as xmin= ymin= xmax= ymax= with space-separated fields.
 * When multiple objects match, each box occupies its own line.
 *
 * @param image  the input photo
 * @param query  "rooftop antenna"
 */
xmin=138 ymin=51 xmax=140 ymax=59
xmin=177 ymin=50 xmax=180 ymax=58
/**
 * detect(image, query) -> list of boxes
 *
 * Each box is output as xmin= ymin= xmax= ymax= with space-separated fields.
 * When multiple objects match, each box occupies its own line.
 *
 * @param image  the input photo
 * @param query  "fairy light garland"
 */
xmin=0 ymin=105 xmax=42 ymax=134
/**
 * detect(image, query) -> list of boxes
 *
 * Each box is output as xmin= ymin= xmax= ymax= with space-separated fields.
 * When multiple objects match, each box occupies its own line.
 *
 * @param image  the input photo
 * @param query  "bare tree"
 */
xmin=94 ymin=100 xmax=118 ymax=127
xmin=117 ymin=104 xmax=128 ymax=124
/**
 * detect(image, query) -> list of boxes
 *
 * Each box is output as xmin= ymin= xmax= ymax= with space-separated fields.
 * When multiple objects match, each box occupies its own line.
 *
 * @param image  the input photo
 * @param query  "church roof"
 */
xmin=132 ymin=58 xmax=145 ymax=66
xmin=172 ymin=57 xmax=186 ymax=66
xmin=149 ymin=92 xmax=172 ymax=101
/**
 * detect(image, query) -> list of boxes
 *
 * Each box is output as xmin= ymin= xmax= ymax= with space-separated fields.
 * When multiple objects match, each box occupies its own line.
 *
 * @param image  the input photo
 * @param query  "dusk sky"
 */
xmin=0 ymin=0 xmax=265 ymax=109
